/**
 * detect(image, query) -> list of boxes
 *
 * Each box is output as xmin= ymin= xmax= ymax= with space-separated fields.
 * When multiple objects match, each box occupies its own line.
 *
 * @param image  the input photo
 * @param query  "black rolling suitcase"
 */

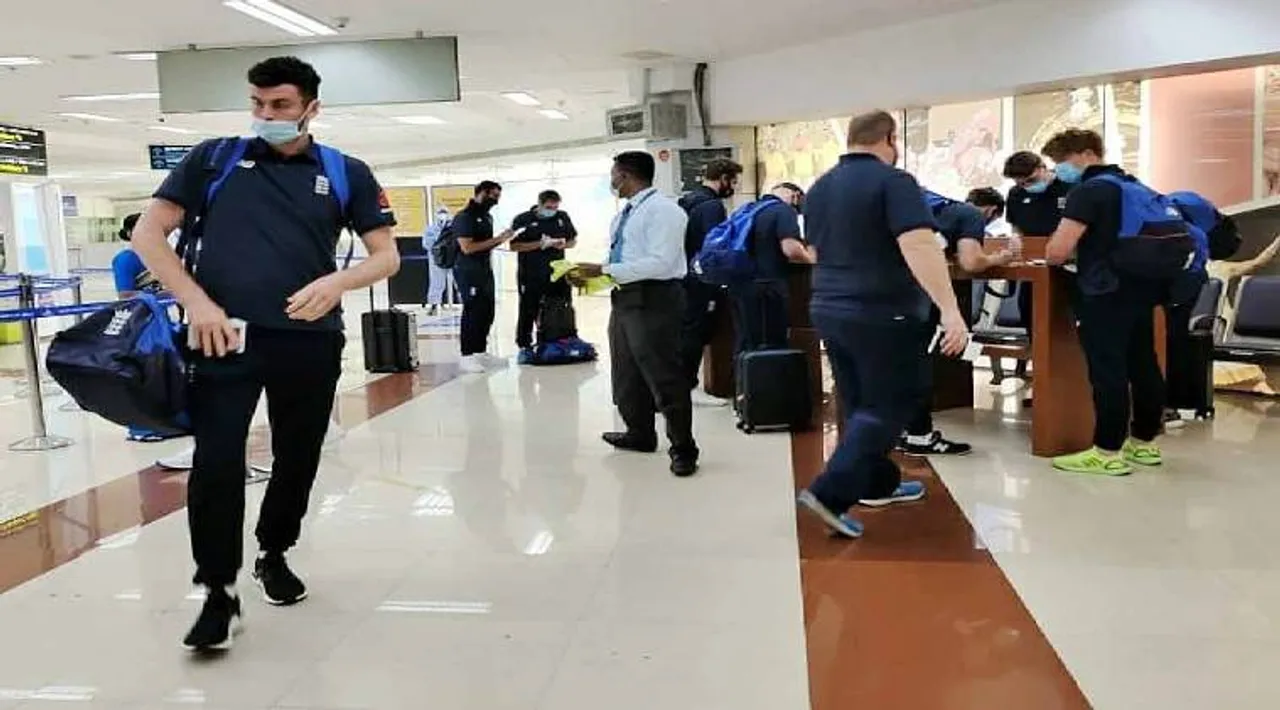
xmin=1175 ymin=332 xmax=1216 ymax=419
xmin=735 ymin=349 xmax=813 ymax=433
xmin=361 ymin=309 xmax=419 ymax=373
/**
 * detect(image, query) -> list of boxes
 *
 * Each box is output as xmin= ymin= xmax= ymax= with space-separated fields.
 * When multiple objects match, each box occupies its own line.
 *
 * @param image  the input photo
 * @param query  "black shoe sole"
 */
xmin=602 ymin=435 xmax=658 ymax=454
xmin=899 ymin=447 xmax=972 ymax=458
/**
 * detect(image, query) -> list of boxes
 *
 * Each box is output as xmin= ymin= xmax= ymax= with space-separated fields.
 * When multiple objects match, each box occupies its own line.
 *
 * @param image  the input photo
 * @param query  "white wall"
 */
xmin=711 ymin=0 xmax=1280 ymax=126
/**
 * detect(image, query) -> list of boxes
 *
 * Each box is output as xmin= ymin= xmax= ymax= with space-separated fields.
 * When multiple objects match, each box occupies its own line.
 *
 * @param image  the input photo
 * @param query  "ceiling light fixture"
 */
xmin=223 ymin=0 xmax=338 ymax=37
xmin=63 ymin=92 xmax=160 ymax=102
xmin=538 ymin=109 xmax=570 ymax=121
xmin=59 ymin=112 xmax=123 ymax=123
xmin=0 ymin=56 xmax=43 ymax=67
xmin=118 ymin=52 xmax=158 ymax=61
xmin=501 ymin=92 xmax=541 ymax=107
xmin=392 ymin=115 xmax=446 ymax=126
xmin=148 ymin=125 xmax=197 ymax=135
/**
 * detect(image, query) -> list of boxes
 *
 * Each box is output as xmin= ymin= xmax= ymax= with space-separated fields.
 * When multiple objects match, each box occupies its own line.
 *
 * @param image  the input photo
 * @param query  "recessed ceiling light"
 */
xmin=223 ymin=0 xmax=338 ymax=37
xmin=59 ymin=112 xmax=123 ymax=123
xmin=309 ymin=120 xmax=331 ymax=129
xmin=0 ymin=56 xmax=43 ymax=67
xmin=63 ymin=92 xmax=160 ymax=102
xmin=501 ymin=92 xmax=541 ymax=107
xmin=118 ymin=52 xmax=158 ymax=61
xmin=539 ymin=109 xmax=570 ymax=121
xmin=392 ymin=115 xmax=446 ymax=126
xmin=148 ymin=125 xmax=197 ymax=135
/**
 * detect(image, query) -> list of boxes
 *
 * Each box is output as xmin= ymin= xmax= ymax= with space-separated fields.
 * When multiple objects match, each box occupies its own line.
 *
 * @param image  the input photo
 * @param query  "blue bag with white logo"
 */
xmin=694 ymin=198 xmax=777 ymax=285
xmin=1168 ymin=191 xmax=1241 ymax=261
xmin=47 ymin=293 xmax=190 ymax=435
xmin=527 ymin=336 xmax=599 ymax=366
xmin=1088 ymin=173 xmax=1196 ymax=281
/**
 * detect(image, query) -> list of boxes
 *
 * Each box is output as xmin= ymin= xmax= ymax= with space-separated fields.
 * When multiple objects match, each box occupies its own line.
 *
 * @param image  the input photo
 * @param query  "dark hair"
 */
xmin=247 ymin=56 xmax=321 ymax=103
xmin=474 ymin=180 xmax=502 ymax=196
xmin=704 ymin=158 xmax=743 ymax=182
xmin=775 ymin=182 xmax=805 ymax=198
xmin=967 ymin=187 xmax=1005 ymax=218
xmin=1002 ymin=151 xmax=1044 ymax=180
xmin=1041 ymin=128 xmax=1106 ymax=162
xmin=613 ymin=151 xmax=656 ymax=185
xmin=847 ymin=110 xmax=897 ymax=147
xmin=538 ymin=189 xmax=562 ymax=204
xmin=119 ymin=213 xmax=141 ymax=242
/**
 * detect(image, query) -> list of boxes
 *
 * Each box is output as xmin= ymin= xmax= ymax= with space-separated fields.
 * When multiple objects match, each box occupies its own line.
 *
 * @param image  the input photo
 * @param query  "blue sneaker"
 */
xmin=797 ymin=490 xmax=864 ymax=539
xmin=858 ymin=480 xmax=927 ymax=508
xmin=517 ymin=348 xmax=535 ymax=365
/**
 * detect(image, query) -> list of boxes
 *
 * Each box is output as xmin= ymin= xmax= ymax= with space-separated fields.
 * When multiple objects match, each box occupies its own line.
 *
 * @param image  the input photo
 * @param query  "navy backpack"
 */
xmin=1087 ymin=173 xmax=1197 ymax=281
xmin=1168 ymin=191 xmax=1242 ymax=261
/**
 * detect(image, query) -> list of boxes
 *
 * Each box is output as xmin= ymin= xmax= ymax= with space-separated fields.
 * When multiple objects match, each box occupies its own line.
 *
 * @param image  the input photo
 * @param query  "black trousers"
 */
xmin=679 ymin=277 xmax=728 ymax=390
xmin=516 ymin=272 xmax=572 ymax=348
xmin=904 ymin=329 xmax=939 ymax=437
xmin=187 ymin=326 xmax=343 ymax=587
xmin=609 ymin=281 xmax=697 ymax=456
xmin=1164 ymin=300 xmax=1202 ymax=411
xmin=1075 ymin=284 xmax=1166 ymax=451
xmin=455 ymin=265 xmax=496 ymax=356
xmin=728 ymin=279 xmax=790 ymax=355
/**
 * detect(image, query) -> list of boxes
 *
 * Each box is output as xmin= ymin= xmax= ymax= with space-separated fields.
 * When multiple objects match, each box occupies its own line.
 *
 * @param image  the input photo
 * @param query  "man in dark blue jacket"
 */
xmin=678 ymin=158 xmax=742 ymax=407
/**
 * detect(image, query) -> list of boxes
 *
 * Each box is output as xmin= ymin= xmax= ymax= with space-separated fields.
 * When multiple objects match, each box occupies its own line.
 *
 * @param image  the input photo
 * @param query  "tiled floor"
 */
xmin=2 ymin=291 xmax=1280 ymax=708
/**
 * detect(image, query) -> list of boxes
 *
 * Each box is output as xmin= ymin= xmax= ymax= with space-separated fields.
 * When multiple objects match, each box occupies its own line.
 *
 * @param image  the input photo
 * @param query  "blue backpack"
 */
xmin=923 ymin=189 xmax=957 ymax=214
xmin=1088 ymin=173 xmax=1197 ymax=281
xmin=1168 ymin=191 xmax=1241 ymax=261
xmin=46 ymin=293 xmax=190 ymax=435
xmin=178 ymin=137 xmax=354 ymax=271
xmin=694 ymin=197 xmax=778 ymax=285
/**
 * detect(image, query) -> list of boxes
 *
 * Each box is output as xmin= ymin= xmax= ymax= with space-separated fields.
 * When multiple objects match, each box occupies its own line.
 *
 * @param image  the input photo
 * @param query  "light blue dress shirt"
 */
xmin=603 ymin=187 xmax=689 ymax=285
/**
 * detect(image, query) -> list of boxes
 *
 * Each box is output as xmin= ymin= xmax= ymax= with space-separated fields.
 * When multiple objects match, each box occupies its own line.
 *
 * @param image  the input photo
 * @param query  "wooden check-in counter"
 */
xmin=700 ymin=237 xmax=1164 ymax=458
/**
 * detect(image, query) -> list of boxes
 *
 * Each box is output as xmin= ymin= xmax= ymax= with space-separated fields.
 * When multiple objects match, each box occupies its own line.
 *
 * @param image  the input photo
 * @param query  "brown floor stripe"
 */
xmin=0 ymin=362 xmax=459 ymax=598
xmin=791 ymin=420 xmax=1093 ymax=709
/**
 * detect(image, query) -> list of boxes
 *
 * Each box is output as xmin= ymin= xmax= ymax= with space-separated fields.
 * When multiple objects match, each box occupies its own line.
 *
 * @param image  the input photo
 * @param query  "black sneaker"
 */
xmin=899 ymin=432 xmax=972 ymax=457
xmin=602 ymin=432 xmax=658 ymax=453
xmin=253 ymin=554 xmax=308 ymax=606
xmin=669 ymin=451 xmax=700 ymax=478
xmin=182 ymin=586 xmax=243 ymax=652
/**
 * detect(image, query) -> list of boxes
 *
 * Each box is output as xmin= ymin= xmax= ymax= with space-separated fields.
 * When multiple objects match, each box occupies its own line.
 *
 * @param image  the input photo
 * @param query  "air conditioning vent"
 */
xmin=605 ymin=102 xmax=687 ymax=141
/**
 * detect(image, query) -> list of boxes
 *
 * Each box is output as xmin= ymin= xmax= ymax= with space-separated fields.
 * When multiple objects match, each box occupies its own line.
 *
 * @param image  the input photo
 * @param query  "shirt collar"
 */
xmin=627 ymin=186 xmax=658 ymax=206
xmin=246 ymin=136 xmax=320 ymax=163
xmin=840 ymin=152 xmax=883 ymax=164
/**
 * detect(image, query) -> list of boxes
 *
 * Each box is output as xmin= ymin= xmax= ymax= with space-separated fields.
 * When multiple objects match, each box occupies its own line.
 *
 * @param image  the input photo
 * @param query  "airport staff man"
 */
xmin=132 ymin=56 xmax=400 ymax=653
xmin=571 ymin=151 xmax=699 ymax=477
xmin=796 ymin=110 xmax=968 ymax=539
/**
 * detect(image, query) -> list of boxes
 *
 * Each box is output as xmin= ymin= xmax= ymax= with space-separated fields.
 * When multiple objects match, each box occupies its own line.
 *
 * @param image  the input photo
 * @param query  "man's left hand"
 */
xmin=286 ymin=273 xmax=346 ymax=322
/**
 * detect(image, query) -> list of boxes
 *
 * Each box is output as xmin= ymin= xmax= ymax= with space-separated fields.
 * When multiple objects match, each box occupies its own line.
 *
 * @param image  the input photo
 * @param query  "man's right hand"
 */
xmin=187 ymin=297 xmax=240 ymax=357
xmin=938 ymin=311 xmax=970 ymax=357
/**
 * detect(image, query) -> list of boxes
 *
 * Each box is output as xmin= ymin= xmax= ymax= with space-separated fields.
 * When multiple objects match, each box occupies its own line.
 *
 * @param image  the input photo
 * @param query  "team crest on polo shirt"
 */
xmin=315 ymin=175 xmax=331 ymax=196
xmin=238 ymin=160 xmax=255 ymax=169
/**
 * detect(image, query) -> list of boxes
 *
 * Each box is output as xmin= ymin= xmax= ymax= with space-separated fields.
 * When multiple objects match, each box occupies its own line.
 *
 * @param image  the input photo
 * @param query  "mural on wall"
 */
xmin=757 ymin=117 xmax=848 ymax=191
xmin=905 ymin=100 xmax=1003 ymax=198
xmin=1264 ymin=66 xmax=1280 ymax=197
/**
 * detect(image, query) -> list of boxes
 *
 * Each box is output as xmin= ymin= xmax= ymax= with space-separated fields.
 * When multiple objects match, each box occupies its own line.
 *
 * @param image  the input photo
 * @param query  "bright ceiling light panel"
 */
xmin=59 ymin=112 xmax=123 ymax=123
xmin=223 ymin=0 xmax=338 ymax=37
xmin=501 ymin=92 xmax=541 ymax=107
xmin=392 ymin=115 xmax=447 ymax=125
xmin=0 ymin=56 xmax=43 ymax=66
xmin=539 ymin=109 xmax=569 ymax=120
xmin=149 ymin=125 xmax=198 ymax=135
xmin=63 ymin=92 xmax=161 ymax=102
xmin=118 ymin=52 xmax=158 ymax=61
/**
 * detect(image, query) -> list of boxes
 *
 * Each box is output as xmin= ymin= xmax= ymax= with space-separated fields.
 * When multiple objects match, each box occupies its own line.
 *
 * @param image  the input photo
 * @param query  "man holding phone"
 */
xmin=130 ymin=56 xmax=400 ymax=652
xmin=454 ymin=180 xmax=516 ymax=373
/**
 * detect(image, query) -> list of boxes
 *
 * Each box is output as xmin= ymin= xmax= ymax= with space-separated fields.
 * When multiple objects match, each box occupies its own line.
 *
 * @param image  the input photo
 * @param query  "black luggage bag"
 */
xmin=735 ymin=349 xmax=813 ymax=434
xmin=362 ymin=309 xmax=419 ymax=373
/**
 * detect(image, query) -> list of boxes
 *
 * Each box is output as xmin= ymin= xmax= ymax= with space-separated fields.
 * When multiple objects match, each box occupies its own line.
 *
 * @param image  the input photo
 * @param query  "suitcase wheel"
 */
xmin=1196 ymin=408 xmax=1215 ymax=421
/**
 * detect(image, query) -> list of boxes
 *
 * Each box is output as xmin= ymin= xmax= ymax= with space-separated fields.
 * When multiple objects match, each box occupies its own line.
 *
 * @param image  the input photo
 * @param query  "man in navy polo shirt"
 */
xmin=796 ymin=110 xmax=969 ymax=540
xmin=132 ymin=56 xmax=400 ymax=653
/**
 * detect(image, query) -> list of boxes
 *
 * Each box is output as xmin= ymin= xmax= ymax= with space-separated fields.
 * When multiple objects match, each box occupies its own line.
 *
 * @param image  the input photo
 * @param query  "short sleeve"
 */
xmin=152 ymin=139 xmax=218 ymax=213
xmin=111 ymin=250 xmax=142 ymax=294
xmin=562 ymin=212 xmax=578 ymax=239
xmin=510 ymin=211 xmax=539 ymax=244
xmin=951 ymin=204 xmax=987 ymax=244
xmin=453 ymin=211 xmax=478 ymax=239
xmin=771 ymin=203 xmax=801 ymax=243
xmin=883 ymin=171 xmax=937 ymax=238
xmin=1063 ymin=182 xmax=1110 ymax=226
xmin=344 ymin=157 xmax=397 ymax=236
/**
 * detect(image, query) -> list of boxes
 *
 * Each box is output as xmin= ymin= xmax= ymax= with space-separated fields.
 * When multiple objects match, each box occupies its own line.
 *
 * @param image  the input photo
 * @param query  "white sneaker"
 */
xmin=691 ymin=390 xmax=730 ymax=408
xmin=157 ymin=446 xmax=195 ymax=471
xmin=459 ymin=355 xmax=487 ymax=374
xmin=481 ymin=353 xmax=508 ymax=370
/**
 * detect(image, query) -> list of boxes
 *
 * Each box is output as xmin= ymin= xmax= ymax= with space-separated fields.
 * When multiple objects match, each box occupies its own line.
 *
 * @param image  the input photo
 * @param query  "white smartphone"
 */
xmin=188 ymin=318 xmax=247 ymax=354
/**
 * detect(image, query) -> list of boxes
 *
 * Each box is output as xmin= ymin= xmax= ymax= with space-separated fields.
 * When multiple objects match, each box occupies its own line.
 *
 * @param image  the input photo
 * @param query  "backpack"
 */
xmin=177 ymin=137 xmax=354 ymax=273
xmin=923 ymin=189 xmax=957 ymax=215
xmin=527 ymin=336 xmax=598 ymax=366
xmin=46 ymin=293 xmax=189 ymax=435
xmin=693 ymin=198 xmax=778 ymax=285
xmin=1088 ymin=173 xmax=1196 ymax=281
xmin=537 ymin=296 xmax=577 ymax=343
xmin=431 ymin=220 xmax=461 ymax=269
xmin=1168 ymin=191 xmax=1242 ymax=261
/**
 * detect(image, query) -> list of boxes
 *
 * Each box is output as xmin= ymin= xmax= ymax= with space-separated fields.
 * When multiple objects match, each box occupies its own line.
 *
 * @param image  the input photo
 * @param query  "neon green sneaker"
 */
xmin=1122 ymin=439 xmax=1163 ymax=467
xmin=1052 ymin=448 xmax=1133 ymax=476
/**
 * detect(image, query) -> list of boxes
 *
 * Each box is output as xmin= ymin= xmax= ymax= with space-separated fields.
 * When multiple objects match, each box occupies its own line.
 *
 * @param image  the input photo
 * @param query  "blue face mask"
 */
xmin=1053 ymin=162 xmax=1084 ymax=184
xmin=252 ymin=117 xmax=304 ymax=146
xmin=1024 ymin=179 xmax=1050 ymax=194
xmin=537 ymin=208 xmax=557 ymax=219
